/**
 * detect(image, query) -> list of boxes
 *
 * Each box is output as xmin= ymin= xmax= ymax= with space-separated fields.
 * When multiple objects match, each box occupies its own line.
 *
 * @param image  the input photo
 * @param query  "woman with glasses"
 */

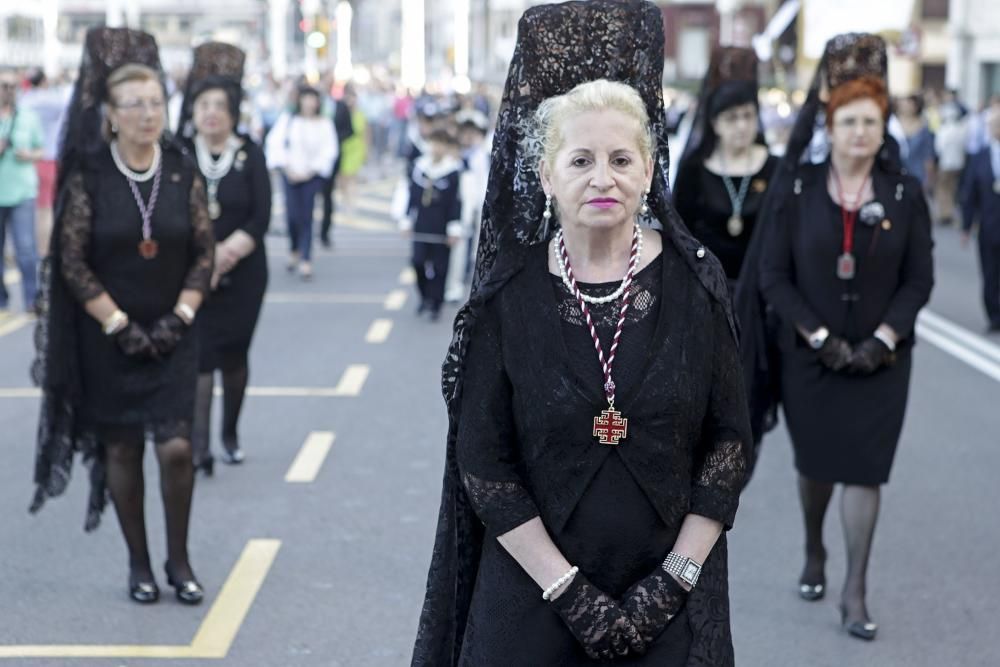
xmin=31 ymin=28 xmax=214 ymax=606
xmin=757 ymin=34 xmax=934 ymax=640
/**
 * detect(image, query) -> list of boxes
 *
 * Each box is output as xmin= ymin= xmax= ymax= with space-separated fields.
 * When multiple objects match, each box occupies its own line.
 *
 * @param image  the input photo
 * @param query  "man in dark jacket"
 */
xmin=961 ymin=104 xmax=1000 ymax=333
xmin=319 ymin=80 xmax=355 ymax=248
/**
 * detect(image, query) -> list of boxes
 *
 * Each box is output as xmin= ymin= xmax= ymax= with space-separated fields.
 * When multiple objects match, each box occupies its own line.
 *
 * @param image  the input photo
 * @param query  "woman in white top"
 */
xmin=265 ymin=86 xmax=337 ymax=280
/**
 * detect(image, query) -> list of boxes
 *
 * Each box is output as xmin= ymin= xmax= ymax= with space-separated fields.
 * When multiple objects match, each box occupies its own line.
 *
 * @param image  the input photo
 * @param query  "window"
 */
xmin=921 ymin=0 xmax=949 ymax=20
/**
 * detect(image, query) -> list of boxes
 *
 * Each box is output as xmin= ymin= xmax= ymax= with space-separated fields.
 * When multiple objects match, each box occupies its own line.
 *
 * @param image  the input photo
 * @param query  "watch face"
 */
xmin=682 ymin=562 xmax=701 ymax=582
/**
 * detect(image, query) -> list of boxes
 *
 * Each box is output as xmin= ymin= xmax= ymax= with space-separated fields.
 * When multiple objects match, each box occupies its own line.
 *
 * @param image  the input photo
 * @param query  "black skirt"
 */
xmin=781 ymin=338 xmax=912 ymax=485
xmin=197 ymin=250 xmax=267 ymax=371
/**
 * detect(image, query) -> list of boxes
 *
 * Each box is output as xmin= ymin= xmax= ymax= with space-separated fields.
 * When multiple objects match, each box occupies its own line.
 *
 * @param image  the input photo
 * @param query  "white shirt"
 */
xmin=990 ymin=140 xmax=1000 ymax=181
xmin=265 ymin=113 xmax=338 ymax=178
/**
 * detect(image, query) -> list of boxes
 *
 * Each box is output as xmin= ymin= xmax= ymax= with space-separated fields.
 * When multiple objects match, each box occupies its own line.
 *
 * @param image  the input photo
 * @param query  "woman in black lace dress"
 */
xmin=674 ymin=46 xmax=777 ymax=283
xmin=757 ymin=35 xmax=933 ymax=640
xmin=179 ymin=43 xmax=271 ymax=474
xmin=30 ymin=29 xmax=213 ymax=606
xmin=412 ymin=3 xmax=749 ymax=665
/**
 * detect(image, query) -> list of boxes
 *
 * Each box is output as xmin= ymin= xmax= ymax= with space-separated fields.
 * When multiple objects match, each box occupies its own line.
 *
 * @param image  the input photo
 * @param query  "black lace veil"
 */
xmin=177 ymin=42 xmax=246 ymax=140
xmin=676 ymin=46 xmax=765 ymax=173
xmin=29 ymin=27 xmax=163 ymax=531
xmin=414 ymin=2 xmax=736 ymax=664
xmin=733 ymin=33 xmax=897 ymax=449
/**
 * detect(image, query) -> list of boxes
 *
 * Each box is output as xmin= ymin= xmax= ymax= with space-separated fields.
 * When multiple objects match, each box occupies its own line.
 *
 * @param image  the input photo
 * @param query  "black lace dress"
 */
xmin=190 ymin=137 xmax=270 ymax=372
xmin=58 ymin=144 xmax=214 ymax=438
xmin=454 ymin=241 xmax=749 ymax=665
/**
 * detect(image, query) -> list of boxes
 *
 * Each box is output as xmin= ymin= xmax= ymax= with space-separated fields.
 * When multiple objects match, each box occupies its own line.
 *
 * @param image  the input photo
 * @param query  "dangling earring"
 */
xmin=111 ymin=123 xmax=119 ymax=134
xmin=542 ymin=194 xmax=553 ymax=221
xmin=640 ymin=190 xmax=649 ymax=215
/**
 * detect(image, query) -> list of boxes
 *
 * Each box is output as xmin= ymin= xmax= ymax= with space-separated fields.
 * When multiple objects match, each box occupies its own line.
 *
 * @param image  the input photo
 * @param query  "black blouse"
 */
xmin=674 ymin=155 xmax=778 ymax=280
xmin=759 ymin=161 xmax=935 ymax=345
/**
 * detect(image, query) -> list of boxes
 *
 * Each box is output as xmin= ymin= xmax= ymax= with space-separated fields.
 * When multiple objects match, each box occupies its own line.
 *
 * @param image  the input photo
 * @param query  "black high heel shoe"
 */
xmin=798 ymin=558 xmax=826 ymax=601
xmin=840 ymin=604 xmax=878 ymax=641
xmin=164 ymin=562 xmax=204 ymax=605
xmin=129 ymin=571 xmax=160 ymax=604
xmin=195 ymin=456 xmax=215 ymax=477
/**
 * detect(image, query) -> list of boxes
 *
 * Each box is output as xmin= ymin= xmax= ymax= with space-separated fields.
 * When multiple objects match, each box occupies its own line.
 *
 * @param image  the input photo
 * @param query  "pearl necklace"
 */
xmin=554 ymin=224 xmax=644 ymax=304
xmin=194 ymin=134 xmax=241 ymax=181
xmin=110 ymin=140 xmax=161 ymax=183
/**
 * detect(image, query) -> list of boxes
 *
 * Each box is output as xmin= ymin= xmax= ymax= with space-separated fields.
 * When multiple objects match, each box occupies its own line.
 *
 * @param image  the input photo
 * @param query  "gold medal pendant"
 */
xmin=208 ymin=200 xmax=222 ymax=220
xmin=138 ymin=239 xmax=159 ymax=260
xmin=593 ymin=407 xmax=628 ymax=446
xmin=727 ymin=215 xmax=744 ymax=237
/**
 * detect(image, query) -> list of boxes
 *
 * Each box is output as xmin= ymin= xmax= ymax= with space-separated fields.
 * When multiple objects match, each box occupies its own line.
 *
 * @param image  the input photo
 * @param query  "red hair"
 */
xmin=825 ymin=76 xmax=889 ymax=129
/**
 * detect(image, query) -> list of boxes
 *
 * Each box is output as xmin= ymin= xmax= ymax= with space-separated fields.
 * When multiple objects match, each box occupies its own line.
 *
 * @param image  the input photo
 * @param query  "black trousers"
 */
xmin=320 ymin=156 xmax=342 ymax=242
xmin=979 ymin=235 xmax=1000 ymax=327
xmin=412 ymin=242 xmax=451 ymax=310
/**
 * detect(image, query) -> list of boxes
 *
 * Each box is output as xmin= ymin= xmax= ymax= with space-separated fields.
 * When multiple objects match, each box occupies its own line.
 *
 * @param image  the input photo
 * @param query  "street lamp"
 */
xmin=334 ymin=0 xmax=353 ymax=82
xmin=401 ymin=0 xmax=425 ymax=91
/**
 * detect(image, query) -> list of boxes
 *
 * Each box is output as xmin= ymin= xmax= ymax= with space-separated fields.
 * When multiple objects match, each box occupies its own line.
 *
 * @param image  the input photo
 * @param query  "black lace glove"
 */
xmin=549 ymin=572 xmax=647 ymax=660
xmin=848 ymin=337 xmax=895 ymax=375
xmin=620 ymin=566 xmax=690 ymax=644
xmin=115 ymin=322 xmax=160 ymax=361
xmin=148 ymin=313 xmax=189 ymax=357
xmin=817 ymin=335 xmax=853 ymax=372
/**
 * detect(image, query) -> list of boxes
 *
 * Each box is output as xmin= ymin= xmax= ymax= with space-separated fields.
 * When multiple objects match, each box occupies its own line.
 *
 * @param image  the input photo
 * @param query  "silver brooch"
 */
xmin=860 ymin=201 xmax=885 ymax=226
xmin=696 ymin=247 xmax=706 ymax=259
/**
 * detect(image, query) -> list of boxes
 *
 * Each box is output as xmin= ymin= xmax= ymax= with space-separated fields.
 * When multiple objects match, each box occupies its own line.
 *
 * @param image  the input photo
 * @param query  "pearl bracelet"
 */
xmin=542 ymin=566 xmax=579 ymax=601
xmin=174 ymin=303 xmax=196 ymax=325
xmin=102 ymin=310 xmax=128 ymax=336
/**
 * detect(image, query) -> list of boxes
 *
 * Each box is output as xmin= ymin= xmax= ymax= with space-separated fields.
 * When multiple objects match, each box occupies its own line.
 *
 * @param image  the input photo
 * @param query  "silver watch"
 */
xmin=662 ymin=552 xmax=702 ymax=588
xmin=808 ymin=326 xmax=830 ymax=350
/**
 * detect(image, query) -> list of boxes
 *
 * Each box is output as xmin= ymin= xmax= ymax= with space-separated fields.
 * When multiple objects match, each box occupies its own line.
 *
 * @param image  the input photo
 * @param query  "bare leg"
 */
xmin=105 ymin=435 xmax=151 ymax=580
xmin=840 ymin=484 xmax=880 ymax=625
xmin=155 ymin=437 xmax=196 ymax=581
xmin=797 ymin=475 xmax=834 ymax=590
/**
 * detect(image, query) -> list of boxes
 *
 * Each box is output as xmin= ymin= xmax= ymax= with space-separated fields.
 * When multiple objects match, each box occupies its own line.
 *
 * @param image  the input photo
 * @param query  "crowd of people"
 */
xmin=3 ymin=0 xmax=999 ymax=664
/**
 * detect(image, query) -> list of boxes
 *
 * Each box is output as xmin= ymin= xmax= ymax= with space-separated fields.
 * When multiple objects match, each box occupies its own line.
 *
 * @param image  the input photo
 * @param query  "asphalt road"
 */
xmin=0 ymin=178 xmax=997 ymax=667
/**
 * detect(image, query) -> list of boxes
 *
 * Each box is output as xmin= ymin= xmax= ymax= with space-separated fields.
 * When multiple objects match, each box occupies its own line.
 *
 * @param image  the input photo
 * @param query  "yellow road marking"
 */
xmin=265 ymin=292 xmax=387 ymax=304
xmin=338 ymin=216 xmax=395 ymax=232
xmin=365 ymin=318 xmax=393 ymax=344
xmin=0 ymin=368 xmax=369 ymax=400
xmin=188 ymin=539 xmax=282 ymax=657
xmin=398 ymin=267 xmax=416 ymax=285
xmin=384 ymin=289 xmax=407 ymax=311
xmin=0 ymin=538 xmax=281 ymax=659
xmin=0 ymin=313 xmax=31 ymax=338
xmin=357 ymin=197 xmax=394 ymax=215
xmin=285 ymin=431 xmax=336 ymax=483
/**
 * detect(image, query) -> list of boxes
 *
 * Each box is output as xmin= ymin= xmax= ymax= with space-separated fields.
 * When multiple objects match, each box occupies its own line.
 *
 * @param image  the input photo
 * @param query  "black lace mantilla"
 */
xmin=413 ymin=2 xmax=742 ymax=666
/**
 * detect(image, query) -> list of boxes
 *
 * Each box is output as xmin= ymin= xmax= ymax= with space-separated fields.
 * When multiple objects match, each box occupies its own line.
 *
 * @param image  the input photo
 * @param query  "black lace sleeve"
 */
xmin=59 ymin=170 xmax=106 ymax=304
xmin=184 ymin=176 xmax=215 ymax=294
xmin=455 ymin=298 xmax=541 ymax=536
xmin=690 ymin=301 xmax=750 ymax=529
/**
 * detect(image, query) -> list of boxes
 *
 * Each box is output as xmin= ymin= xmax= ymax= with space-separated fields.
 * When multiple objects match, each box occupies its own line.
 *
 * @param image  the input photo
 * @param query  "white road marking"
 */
xmin=265 ymin=292 xmax=386 ymax=304
xmin=917 ymin=322 xmax=1000 ymax=384
xmin=285 ymin=431 xmax=336 ymax=483
xmin=365 ymin=318 xmax=393 ymax=344
xmin=918 ymin=310 xmax=1000 ymax=364
xmin=398 ymin=267 xmax=416 ymax=285
xmin=0 ymin=314 xmax=31 ymax=338
xmin=384 ymin=289 xmax=408 ymax=311
xmin=331 ymin=364 xmax=370 ymax=396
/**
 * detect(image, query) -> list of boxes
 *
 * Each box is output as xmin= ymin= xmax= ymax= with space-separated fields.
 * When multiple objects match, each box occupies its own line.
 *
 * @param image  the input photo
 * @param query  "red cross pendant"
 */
xmin=593 ymin=407 xmax=628 ymax=446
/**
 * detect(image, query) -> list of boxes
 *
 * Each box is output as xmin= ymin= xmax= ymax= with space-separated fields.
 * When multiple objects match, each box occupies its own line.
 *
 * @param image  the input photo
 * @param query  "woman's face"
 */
xmin=711 ymin=102 xmax=758 ymax=153
xmin=299 ymin=93 xmax=320 ymax=117
xmin=540 ymin=109 xmax=652 ymax=232
xmin=108 ymin=79 xmax=165 ymax=148
xmin=829 ymin=97 xmax=884 ymax=161
xmin=192 ymin=88 xmax=234 ymax=137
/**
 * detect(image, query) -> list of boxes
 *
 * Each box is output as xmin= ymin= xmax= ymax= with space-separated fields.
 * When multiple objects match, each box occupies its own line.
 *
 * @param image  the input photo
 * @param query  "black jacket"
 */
xmin=962 ymin=146 xmax=1000 ymax=244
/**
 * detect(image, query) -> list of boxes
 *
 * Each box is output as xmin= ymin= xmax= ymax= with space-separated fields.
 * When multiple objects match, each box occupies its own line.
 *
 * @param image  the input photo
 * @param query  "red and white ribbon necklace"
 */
xmin=555 ymin=224 xmax=640 ymax=445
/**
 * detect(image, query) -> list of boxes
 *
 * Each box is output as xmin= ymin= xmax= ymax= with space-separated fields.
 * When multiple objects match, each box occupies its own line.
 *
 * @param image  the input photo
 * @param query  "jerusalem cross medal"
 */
xmin=593 ymin=407 xmax=628 ymax=446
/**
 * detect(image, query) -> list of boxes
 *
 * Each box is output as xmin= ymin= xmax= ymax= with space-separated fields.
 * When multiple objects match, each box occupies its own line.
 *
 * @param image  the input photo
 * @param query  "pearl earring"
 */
xmin=542 ymin=194 xmax=553 ymax=220
xmin=640 ymin=190 xmax=649 ymax=215
xmin=111 ymin=123 xmax=119 ymax=133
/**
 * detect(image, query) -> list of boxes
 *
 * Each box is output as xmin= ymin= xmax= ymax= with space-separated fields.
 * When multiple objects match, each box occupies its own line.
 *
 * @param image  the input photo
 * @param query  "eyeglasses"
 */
xmin=114 ymin=99 xmax=166 ymax=113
